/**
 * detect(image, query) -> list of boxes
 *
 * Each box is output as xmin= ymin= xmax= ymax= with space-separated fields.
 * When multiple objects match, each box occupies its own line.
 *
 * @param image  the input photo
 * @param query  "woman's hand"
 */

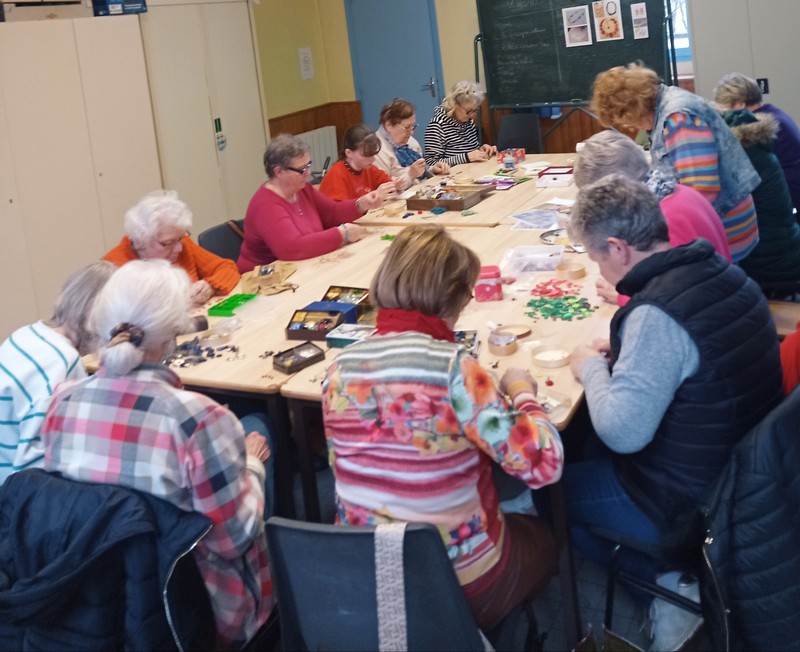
xmin=467 ymin=149 xmax=489 ymax=162
xmin=570 ymin=343 xmax=606 ymax=379
xmin=339 ymin=223 xmax=367 ymax=245
xmin=376 ymin=181 xmax=397 ymax=201
xmin=245 ymin=431 xmax=271 ymax=463
xmin=357 ymin=190 xmax=383 ymax=212
xmin=500 ymin=368 xmax=537 ymax=396
xmin=189 ymin=280 xmax=214 ymax=305
xmin=595 ymin=277 xmax=619 ymax=305
xmin=392 ymin=176 xmax=406 ymax=192
xmin=432 ymin=161 xmax=450 ymax=175
xmin=408 ymin=158 xmax=426 ymax=179
xmin=480 ymin=144 xmax=498 ymax=158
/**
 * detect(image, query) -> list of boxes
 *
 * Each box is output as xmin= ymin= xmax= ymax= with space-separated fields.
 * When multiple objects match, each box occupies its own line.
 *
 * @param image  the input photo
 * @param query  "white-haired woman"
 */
xmin=0 ymin=261 xmax=114 ymax=485
xmin=40 ymin=260 xmax=273 ymax=649
xmin=104 ymin=190 xmax=240 ymax=305
xmin=424 ymin=81 xmax=497 ymax=168
xmin=238 ymin=134 xmax=384 ymax=272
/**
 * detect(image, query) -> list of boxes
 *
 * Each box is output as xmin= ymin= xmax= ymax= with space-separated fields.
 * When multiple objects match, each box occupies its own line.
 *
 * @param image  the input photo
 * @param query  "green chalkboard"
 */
xmin=477 ymin=0 xmax=667 ymax=106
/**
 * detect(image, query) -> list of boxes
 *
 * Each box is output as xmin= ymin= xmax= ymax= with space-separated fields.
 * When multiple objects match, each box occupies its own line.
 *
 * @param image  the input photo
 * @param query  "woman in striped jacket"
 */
xmin=322 ymin=224 xmax=563 ymax=631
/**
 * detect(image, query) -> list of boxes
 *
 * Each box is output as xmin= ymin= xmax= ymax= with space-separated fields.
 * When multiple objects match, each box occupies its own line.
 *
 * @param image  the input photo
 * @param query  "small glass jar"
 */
xmin=474 ymin=265 xmax=503 ymax=302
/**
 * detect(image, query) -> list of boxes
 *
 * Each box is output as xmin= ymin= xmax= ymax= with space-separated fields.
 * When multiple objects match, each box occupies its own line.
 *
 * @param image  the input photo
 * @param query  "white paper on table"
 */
xmin=522 ymin=162 xmax=551 ymax=175
xmin=511 ymin=209 xmax=559 ymax=229
xmin=511 ymin=221 xmax=538 ymax=230
xmin=548 ymin=197 xmax=576 ymax=206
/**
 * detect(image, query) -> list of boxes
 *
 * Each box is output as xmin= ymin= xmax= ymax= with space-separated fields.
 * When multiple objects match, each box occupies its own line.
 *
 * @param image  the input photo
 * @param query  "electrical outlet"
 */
xmin=756 ymin=78 xmax=770 ymax=94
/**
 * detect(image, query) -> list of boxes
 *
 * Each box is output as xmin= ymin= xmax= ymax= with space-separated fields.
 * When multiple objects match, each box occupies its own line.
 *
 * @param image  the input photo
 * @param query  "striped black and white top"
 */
xmin=424 ymin=104 xmax=480 ymax=167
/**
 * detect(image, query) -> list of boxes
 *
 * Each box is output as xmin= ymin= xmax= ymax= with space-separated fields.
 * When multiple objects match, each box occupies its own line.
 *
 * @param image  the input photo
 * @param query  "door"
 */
xmin=345 ymin=0 xmax=444 ymax=135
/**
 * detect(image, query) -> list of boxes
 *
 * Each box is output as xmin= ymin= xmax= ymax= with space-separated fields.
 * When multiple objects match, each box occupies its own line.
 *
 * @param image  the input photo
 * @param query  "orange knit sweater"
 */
xmin=103 ymin=236 xmax=240 ymax=294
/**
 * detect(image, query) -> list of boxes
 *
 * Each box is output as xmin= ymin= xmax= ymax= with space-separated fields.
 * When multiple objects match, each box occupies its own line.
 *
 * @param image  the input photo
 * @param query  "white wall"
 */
xmin=689 ymin=0 xmax=800 ymax=119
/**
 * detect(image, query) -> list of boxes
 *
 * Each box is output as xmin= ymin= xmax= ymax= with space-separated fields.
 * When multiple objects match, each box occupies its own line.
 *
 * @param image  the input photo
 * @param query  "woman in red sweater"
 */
xmin=319 ymin=124 xmax=402 ymax=201
xmin=237 ymin=134 xmax=383 ymax=272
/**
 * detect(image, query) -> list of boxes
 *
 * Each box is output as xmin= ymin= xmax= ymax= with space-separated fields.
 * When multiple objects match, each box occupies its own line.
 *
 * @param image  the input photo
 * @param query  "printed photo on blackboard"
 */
xmin=593 ymin=1 xmax=624 ymax=42
xmin=563 ymin=5 xmax=592 ymax=47
xmin=631 ymin=2 xmax=649 ymax=39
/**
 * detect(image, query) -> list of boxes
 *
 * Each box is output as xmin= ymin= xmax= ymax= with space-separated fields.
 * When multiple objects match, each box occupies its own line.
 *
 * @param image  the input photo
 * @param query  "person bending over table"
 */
xmin=0 ymin=261 xmax=114 ymax=485
xmin=424 ymin=81 xmax=497 ymax=169
xmin=591 ymin=63 xmax=760 ymax=263
xmin=319 ymin=124 xmax=402 ymax=201
xmin=322 ymin=224 xmax=563 ymax=631
xmin=40 ymin=260 xmax=274 ymax=649
xmin=104 ymin=190 xmax=239 ymax=306
xmin=574 ymin=129 xmax=731 ymax=306
xmin=237 ymin=134 xmax=382 ymax=272
xmin=714 ymin=72 xmax=800 ymax=214
xmin=563 ymin=175 xmax=782 ymax=650
xmin=374 ymin=99 xmax=450 ymax=190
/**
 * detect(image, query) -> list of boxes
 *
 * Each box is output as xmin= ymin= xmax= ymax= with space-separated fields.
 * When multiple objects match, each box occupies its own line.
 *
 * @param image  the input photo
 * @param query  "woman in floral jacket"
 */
xmin=322 ymin=224 xmax=564 ymax=631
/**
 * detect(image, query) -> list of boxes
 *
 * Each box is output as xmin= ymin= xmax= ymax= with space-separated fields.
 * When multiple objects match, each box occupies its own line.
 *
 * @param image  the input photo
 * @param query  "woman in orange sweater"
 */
xmin=104 ymin=190 xmax=240 ymax=305
xmin=319 ymin=124 xmax=403 ymax=201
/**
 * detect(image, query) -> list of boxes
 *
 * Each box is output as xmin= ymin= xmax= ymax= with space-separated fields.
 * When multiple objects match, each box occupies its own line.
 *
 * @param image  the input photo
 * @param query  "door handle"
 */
xmin=420 ymin=77 xmax=436 ymax=98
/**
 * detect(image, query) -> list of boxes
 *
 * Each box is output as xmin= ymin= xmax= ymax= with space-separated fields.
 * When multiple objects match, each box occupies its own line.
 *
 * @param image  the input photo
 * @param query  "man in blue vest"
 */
xmin=563 ymin=173 xmax=783 ymax=650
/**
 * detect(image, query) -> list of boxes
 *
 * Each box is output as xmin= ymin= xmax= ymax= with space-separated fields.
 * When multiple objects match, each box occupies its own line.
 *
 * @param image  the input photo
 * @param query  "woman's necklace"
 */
xmin=343 ymin=159 xmax=362 ymax=175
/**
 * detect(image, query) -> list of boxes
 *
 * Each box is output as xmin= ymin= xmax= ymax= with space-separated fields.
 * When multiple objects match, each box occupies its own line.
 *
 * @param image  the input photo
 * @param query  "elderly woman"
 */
xmin=591 ymin=63 xmax=761 ymax=263
xmin=237 ymin=134 xmax=382 ymax=272
xmin=319 ymin=124 xmax=401 ymax=201
xmin=374 ymin=99 xmax=450 ymax=191
xmin=714 ymin=72 xmax=800 ymax=214
xmin=322 ymin=224 xmax=563 ymax=631
xmin=104 ymin=190 xmax=239 ymax=305
xmin=720 ymin=108 xmax=800 ymax=290
xmin=574 ymin=130 xmax=731 ymax=305
xmin=39 ymin=260 xmax=273 ymax=649
xmin=0 ymin=261 xmax=114 ymax=485
xmin=424 ymin=81 xmax=497 ymax=168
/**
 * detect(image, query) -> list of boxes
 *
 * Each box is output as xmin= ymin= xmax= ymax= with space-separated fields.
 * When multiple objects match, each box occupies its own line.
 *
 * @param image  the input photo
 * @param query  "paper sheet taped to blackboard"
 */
xmin=477 ymin=0 xmax=667 ymax=106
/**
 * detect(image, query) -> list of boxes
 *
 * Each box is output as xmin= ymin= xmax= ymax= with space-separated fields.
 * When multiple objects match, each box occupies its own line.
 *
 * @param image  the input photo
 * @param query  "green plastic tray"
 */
xmin=207 ymin=293 xmax=257 ymax=317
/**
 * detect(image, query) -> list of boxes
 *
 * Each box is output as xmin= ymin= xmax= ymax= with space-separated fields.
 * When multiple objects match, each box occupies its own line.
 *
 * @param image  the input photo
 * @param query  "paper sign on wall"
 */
xmin=299 ymin=47 xmax=314 ymax=80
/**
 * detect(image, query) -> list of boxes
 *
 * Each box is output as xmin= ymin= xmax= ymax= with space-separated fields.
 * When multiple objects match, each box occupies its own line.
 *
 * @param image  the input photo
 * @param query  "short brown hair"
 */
xmin=713 ymin=72 xmax=762 ymax=109
xmin=341 ymin=124 xmax=382 ymax=159
xmin=379 ymin=99 xmax=416 ymax=127
xmin=591 ymin=63 xmax=661 ymax=128
xmin=370 ymin=225 xmax=480 ymax=319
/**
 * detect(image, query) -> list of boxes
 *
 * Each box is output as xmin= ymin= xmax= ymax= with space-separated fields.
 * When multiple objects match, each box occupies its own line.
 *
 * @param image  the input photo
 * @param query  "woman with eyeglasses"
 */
xmin=237 ymin=134 xmax=383 ymax=272
xmin=104 ymin=190 xmax=239 ymax=305
xmin=424 ymin=81 xmax=497 ymax=169
xmin=319 ymin=123 xmax=403 ymax=201
xmin=374 ymin=99 xmax=450 ymax=191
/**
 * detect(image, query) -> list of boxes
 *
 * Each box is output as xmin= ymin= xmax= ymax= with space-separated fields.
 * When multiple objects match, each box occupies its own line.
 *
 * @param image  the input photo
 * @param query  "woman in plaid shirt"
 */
xmin=40 ymin=260 xmax=273 ymax=649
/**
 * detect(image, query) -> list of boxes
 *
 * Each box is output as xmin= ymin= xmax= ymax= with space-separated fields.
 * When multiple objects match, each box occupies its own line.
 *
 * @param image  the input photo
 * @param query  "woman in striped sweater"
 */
xmin=424 ymin=81 xmax=497 ymax=168
xmin=322 ymin=224 xmax=563 ymax=631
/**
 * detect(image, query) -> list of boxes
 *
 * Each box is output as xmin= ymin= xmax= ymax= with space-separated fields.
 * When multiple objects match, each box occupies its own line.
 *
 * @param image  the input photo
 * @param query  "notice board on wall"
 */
xmin=477 ymin=0 xmax=668 ymax=106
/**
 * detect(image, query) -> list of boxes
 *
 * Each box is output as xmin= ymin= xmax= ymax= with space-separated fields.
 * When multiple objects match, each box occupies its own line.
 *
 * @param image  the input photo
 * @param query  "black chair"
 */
xmin=198 ymin=218 xmax=245 ymax=261
xmin=265 ymin=516 xmax=540 ymax=651
xmin=496 ymin=113 xmax=543 ymax=154
xmin=309 ymin=156 xmax=331 ymax=185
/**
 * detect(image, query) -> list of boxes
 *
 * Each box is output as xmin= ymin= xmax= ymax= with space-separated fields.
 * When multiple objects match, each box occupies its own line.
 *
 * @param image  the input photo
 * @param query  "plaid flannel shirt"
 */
xmin=41 ymin=363 xmax=272 ymax=648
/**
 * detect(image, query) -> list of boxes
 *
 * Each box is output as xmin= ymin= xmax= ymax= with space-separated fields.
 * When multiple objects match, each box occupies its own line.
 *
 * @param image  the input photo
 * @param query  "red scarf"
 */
xmin=375 ymin=308 xmax=455 ymax=342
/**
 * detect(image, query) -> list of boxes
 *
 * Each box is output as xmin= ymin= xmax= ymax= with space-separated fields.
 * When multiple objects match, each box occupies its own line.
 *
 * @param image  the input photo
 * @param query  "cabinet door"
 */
xmin=0 ymin=21 xmax=106 ymax=327
xmin=140 ymin=4 xmax=227 ymax=235
xmin=74 ymin=15 xmax=162 ymax=249
xmin=0 ymin=82 xmax=38 ymax=339
xmin=203 ymin=1 xmax=267 ymax=224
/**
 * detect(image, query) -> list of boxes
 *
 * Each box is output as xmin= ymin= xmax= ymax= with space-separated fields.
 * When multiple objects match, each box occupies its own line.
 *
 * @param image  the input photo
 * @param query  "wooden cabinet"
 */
xmin=140 ymin=0 xmax=268 ymax=235
xmin=0 ymin=16 xmax=161 ymax=338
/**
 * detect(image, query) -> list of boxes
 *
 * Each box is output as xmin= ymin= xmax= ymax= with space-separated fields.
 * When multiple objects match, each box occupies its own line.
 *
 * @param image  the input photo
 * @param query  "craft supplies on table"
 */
xmin=474 ymin=265 xmax=503 ymax=302
xmin=273 ymin=342 xmax=326 ymax=374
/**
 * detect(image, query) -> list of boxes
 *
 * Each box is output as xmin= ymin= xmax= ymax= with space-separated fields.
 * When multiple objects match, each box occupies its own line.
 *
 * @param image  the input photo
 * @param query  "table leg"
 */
xmin=265 ymin=393 xmax=295 ymax=519
xmin=288 ymin=398 xmax=322 ymax=522
xmin=548 ymin=481 xmax=583 ymax=645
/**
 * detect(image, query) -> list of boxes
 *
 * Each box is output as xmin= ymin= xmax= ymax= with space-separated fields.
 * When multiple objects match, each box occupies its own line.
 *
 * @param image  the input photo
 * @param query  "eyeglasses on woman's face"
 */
xmin=399 ymin=121 xmax=418 ymax=133
xmin=285 ymin=160 xmax=313 ymax=175
xmin=157 ymin=231 xmax=189 ymax=250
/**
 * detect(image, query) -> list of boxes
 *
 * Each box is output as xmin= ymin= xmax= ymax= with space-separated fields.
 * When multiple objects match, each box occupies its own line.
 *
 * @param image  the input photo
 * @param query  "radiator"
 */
xmin=296 ymin=126 xmax=338 ymax=174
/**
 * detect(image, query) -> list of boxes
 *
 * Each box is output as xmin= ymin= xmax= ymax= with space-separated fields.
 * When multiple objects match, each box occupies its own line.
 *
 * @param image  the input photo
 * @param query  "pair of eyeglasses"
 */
xmin=158 ymin=232 xmax=189 ymax=249
xmin=463 ymin=107 xmax=478 ymax=117
xmin=285 ymin=161 xmax=313 ymax=175
xmin=400 ymin=123 xmax=418 ymax=133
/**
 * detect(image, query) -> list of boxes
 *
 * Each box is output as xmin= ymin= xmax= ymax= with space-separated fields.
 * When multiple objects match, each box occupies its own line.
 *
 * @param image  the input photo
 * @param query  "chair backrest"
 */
xmin=496 ymin=113 xmax=543 ymax=153
xmin=198 ymin=219 xmax=245 ymax=261
xmin=265 ymin=517 xmax=486 ymax=652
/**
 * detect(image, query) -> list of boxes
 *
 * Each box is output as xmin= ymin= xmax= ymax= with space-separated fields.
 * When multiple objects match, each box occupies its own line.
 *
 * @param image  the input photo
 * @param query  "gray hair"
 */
xmin=91 ymin=259 xmax=191 ymax=375
xmin=124 ymin=190 xmax=193 ymax=249
xmin=574 ymin=130 xmax=649 ymax=188
xmin=442 ymin=81 xmax=485 ymax=117
xmin=45 ymin=260 xmax=116 ymax=356
xmin=568 ymin=174 xmax=669 ymax=254
xmin=263 ymin=134 xmax=311 ymax=178
xmin=713 ymin=73 xmax=762 ymax=109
